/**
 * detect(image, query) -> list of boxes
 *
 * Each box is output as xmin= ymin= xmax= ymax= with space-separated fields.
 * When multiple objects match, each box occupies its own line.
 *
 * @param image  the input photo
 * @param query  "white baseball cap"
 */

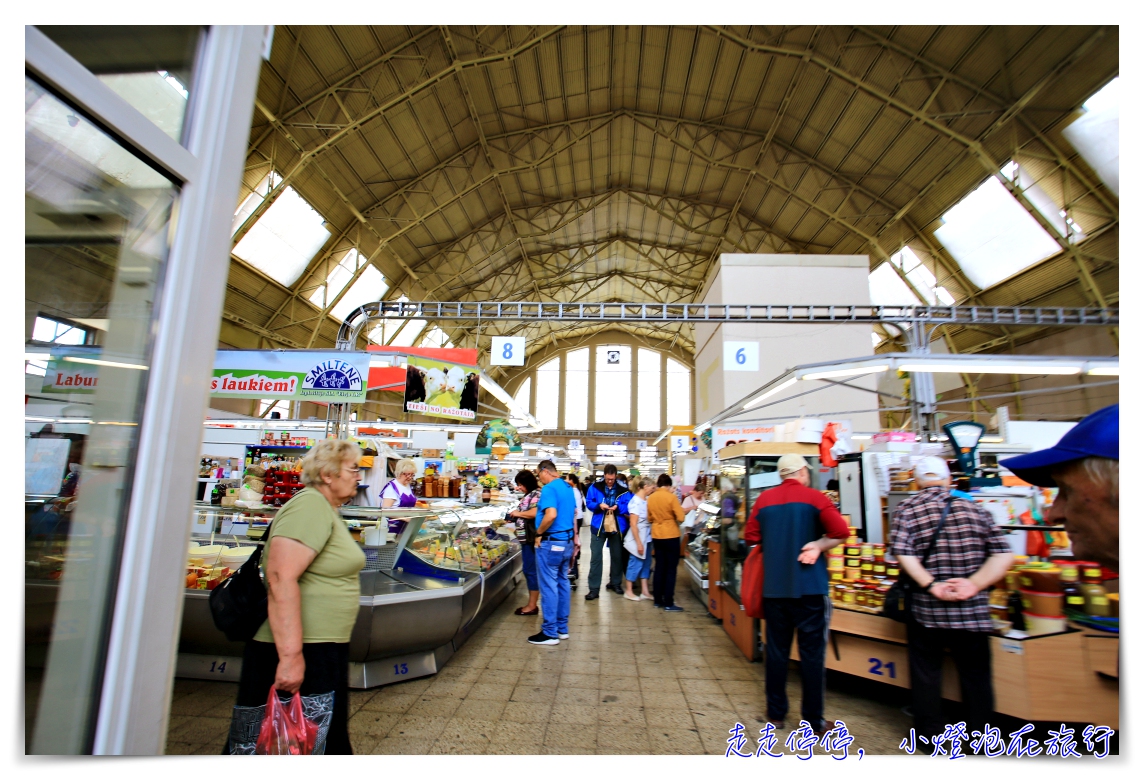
xmin=777 ymin=453 xmax=809 ymax=476
xmin=915 ymin=456 xmax=951 ymax=481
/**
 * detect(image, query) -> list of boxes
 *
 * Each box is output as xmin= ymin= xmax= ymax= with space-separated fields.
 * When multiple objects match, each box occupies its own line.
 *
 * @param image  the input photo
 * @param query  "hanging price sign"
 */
xmin=490 ymin=337 xmax=525 ymax=366
xmin=723 ymin=341 xmax=759 ymax=371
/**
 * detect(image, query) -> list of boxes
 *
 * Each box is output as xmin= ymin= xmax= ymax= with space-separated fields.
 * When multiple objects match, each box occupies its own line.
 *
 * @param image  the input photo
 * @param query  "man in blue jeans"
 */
xmin=529 ymin=460 xmax=577 ymax=645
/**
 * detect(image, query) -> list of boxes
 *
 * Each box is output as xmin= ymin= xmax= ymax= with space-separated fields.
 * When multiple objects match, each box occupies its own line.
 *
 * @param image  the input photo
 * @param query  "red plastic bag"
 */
xmin=742 ymin=544 xmax=765 ymax=619
xmin=255 ymin=687 xmax=318 ymax=755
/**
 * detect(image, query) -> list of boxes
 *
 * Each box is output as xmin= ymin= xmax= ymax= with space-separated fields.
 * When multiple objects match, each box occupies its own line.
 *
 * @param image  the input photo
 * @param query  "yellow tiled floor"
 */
xmin=166 ymin=535 xmax=913 ymax=755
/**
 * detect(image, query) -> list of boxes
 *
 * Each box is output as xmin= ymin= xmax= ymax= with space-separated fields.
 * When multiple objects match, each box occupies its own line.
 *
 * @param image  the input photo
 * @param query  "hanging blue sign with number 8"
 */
xmin=490 ymin=336 xmax=526 ymax=366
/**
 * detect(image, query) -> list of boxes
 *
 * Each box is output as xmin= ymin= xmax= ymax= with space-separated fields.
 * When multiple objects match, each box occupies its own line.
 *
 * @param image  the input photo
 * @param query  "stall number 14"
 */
xmin=868 ymin=658 xmax=897 ymax=678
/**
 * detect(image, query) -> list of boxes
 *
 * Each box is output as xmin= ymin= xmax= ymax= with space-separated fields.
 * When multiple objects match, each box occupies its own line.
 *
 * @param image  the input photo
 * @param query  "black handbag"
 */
xmin=883 ymin=496 xmax=953 ymax=623
xmin=209 ymin=528 xmax=271 ymax=642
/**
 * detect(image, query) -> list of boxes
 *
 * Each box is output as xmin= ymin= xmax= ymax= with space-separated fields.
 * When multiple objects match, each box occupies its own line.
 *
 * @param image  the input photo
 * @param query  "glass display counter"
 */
xmin=176 ymin=498 xmax=522 ymax=689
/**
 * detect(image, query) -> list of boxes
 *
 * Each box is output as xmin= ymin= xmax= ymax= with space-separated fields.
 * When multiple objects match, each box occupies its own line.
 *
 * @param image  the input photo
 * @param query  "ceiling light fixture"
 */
xmin=63 ymin=356 xmax=149 ymax=371
xmin=743 ymin=377 xmax=798 ymax=410
xmin=1087 ymin=366 xmax=1119 ymax=376
xmin=800 ymin=365 xmax=889 ymax=381
xmin=898 ymin=362 xmax=1081 ymax=375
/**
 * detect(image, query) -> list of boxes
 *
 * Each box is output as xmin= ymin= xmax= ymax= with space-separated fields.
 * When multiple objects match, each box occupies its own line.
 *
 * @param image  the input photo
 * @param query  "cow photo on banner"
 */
xmin=403 ymin=355 xmax=479 ymax=421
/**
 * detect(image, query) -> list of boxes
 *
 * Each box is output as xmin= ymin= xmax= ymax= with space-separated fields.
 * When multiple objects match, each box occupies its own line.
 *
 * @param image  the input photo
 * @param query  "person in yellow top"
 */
xmin=646 ymin=474 xmax=687 ymax=611
xmin=227 ymin=438 xmax=366 ymax=755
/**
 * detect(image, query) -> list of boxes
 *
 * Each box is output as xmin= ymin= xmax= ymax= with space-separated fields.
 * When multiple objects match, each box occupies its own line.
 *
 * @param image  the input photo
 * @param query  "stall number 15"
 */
xmin=393 ymin=663 xmax=409 ymax=676
xmin=868 ymin=657 xmax=897 ymax=678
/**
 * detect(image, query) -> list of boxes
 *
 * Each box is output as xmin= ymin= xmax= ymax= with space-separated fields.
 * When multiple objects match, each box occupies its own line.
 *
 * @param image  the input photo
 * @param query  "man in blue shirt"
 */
xmin=529 ymin=460 xmax=577 ymax=645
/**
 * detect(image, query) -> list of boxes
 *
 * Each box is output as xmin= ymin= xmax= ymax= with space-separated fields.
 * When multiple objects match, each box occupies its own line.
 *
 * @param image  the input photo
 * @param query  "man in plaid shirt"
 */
xmin=889 ymin=456 xmax=1013 ymax=740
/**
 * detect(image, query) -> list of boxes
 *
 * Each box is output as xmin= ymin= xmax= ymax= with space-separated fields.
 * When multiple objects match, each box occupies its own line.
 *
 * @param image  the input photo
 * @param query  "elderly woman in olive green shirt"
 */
xmin=228 ymin=438 xmax=366 ymax=755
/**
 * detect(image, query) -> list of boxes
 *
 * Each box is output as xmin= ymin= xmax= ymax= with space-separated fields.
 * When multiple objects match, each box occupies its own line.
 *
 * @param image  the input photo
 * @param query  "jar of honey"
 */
xmin=1078 ymin=562 xmax=1104 ymax=583
xmin=854 ymin=586 xmax=869 ymax=608
xmin=1080 ymin=582 xmax=1111 ymax=617
xmin=841 ymin=587 xmax=857 ymax=607
xmin=845 ymin=567 xmax=862 ymax=581
xmin=860 ymin=558 xmax=874 ymax=575
xmin=860 ymin=543 xmax=874 ymax=558
xmin=873 ymin=545 xmax=885 ymax=564
xmin=833 ymin=583 xmax=847 ymax=603
xmin=872 ymin=561 xmax=887 ymax=577
xmin=885 ymin=563 xmax=900 ymax=579
xmin=845 ymin=545 xmax=861 ymax=558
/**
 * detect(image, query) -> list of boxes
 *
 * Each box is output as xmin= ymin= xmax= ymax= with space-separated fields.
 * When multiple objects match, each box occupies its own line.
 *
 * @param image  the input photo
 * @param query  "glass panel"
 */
xmin=868 ymin=262 xmax=920 ymax=307
xmin=637 ymin=348 xmax=661 ymax=431
xmin=1063 ymin=77 xmax=1119 ymax=197
xmin=25 ymin=75 xmax=178 ymax=753
xmin=232 ymin=185 xmax=331 ymax=287
xmin=933 ymin=176 xmax=1061 ymax=290
xmin=512 ymin=376 xmax=532 ymax=416
xmin=564 ymin=348 xmax=588 ymax=429
xmin=388 ymin=318 xmax=426 ymax=348
xmin=665 ymin=358 xmax=691 ymax=426
xmin=534 ymin=357 xmax=560 ymax=429
xmin=329 ymin=263 xmax=388 ymax=324
xmin=594 ymin=345 xmax=631 ymax=424
xmin=38 ymin=26 xmax=202 ymax=144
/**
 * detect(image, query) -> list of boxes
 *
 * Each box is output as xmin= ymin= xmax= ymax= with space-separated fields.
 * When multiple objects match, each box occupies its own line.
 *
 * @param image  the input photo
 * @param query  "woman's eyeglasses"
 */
xmin=344 ymin=466 xmax=362 ymax=475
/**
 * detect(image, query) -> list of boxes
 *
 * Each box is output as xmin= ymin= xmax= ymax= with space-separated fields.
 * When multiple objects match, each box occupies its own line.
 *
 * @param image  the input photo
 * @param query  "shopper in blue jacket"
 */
xmin=584 ymin=464 xmax=631 ymax=600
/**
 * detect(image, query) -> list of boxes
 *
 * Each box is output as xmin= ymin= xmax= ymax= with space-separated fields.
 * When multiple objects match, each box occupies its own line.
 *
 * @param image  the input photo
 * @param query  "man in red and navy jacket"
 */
xmin=744 ymin=453 xmax=849 ymax=736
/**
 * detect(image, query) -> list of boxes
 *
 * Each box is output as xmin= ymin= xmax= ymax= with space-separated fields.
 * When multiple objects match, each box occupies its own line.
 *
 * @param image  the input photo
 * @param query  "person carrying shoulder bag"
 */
xmin=888 ymin=456 xmax=1013 ymax=741
xmin=226 ymin=439 xmax=366 ymax=754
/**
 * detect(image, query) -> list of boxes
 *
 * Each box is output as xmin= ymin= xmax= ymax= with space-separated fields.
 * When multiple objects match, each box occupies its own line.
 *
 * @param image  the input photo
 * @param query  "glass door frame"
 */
xmin=26 ymin=25 xmax=268 ymax=755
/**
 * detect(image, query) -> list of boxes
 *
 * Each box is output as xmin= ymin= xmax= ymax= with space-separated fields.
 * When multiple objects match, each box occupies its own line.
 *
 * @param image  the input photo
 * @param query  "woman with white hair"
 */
xmin=227 ymin=438 xmax=366 ymax=754
xmin=381 ymin=458 xmax=418 ymax=509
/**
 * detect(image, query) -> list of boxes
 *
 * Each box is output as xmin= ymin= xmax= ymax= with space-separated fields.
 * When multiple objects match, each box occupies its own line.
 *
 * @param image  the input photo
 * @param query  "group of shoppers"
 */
xmin=743 ymin=403 xmax=1119 ymax=742
xmin=221 ymin=402 xmax=1117 ymax=754
xmin=517 ymin=463 xmax=692 ymax=644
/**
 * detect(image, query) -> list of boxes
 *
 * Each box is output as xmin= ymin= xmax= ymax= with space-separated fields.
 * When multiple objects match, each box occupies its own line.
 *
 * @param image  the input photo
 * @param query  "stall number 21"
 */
xmin=867 ymin=657 xmax=897 ymax=678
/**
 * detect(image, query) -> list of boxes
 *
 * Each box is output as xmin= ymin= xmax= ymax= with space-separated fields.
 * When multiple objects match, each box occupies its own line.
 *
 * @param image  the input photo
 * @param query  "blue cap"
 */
xmin=1000 ymin=404 xmax=1119 ymax=487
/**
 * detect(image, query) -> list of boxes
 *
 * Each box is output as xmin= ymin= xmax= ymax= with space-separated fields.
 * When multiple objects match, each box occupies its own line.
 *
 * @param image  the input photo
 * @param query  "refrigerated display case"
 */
xmin=715 ymin=442 xmax=823 ymax=660
xmin=174 ymin=499 xmax=521 ymax=689
xmin=684 ymin=502 xmax=720 ymax=608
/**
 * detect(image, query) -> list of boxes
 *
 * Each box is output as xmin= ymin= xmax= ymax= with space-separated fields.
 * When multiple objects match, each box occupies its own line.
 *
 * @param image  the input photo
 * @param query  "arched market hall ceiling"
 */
xmin=224 ymin=24 xmax=1119 ymax=370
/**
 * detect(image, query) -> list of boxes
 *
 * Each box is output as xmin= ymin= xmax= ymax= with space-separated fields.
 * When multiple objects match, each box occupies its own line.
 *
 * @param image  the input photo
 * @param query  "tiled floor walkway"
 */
xmin=166 ymin=536 xmax=912 ymax=755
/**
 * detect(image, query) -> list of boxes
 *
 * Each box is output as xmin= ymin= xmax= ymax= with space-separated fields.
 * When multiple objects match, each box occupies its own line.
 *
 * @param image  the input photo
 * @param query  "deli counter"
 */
xmin=28 ymin=497 xmax=522 ymax=690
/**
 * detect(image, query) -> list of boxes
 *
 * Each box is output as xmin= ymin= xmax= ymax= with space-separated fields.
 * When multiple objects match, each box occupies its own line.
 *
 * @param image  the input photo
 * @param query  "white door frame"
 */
xmin=25 ymin=24 xmax=267 ymax=755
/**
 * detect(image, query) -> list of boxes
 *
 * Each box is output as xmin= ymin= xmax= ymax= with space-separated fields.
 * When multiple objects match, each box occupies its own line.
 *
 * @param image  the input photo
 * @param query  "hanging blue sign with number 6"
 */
xmin=723 ymin=341 xmax=759 ymax=372
xmin=490 ymin=336 xmax=526 ymax=366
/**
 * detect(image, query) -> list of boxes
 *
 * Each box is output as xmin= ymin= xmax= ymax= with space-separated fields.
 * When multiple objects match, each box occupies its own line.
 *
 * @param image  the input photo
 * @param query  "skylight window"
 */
xmin=232 ymin=181 xmax=330 ymax=287
xmin=233 ymin=172 xmax=281 ymax=234
xmin=889 ymin=247 xmax=955 ymax=305
xmin=309 ymin=249 xmax=360 ymax=309
xmin=869 ymin=262 xmax=920 ymax=307
xmin=329 ymin=264 xmax=388 ymax=324
xmin=933 ymin=176 xmax=1061 ymax=290
xmin=1063 ymin=77 xmax=1119 ymax=196
xmin=388 ymin=318 xmax=426 ymax=348
xmin=32 ymin=316 xmax=89 ymax=345
xmin=999 ymin=161 xmax=1082 ymax=240
xmin=368 ymin=295 xmax=411 ymax=344
xmin=420 ymin=327 xmax=454 ymax=349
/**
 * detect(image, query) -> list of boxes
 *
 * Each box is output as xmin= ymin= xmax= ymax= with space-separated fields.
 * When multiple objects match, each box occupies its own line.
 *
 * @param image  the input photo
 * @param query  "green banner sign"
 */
xmin=211 ymin=351 xmax=370 ymax=403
